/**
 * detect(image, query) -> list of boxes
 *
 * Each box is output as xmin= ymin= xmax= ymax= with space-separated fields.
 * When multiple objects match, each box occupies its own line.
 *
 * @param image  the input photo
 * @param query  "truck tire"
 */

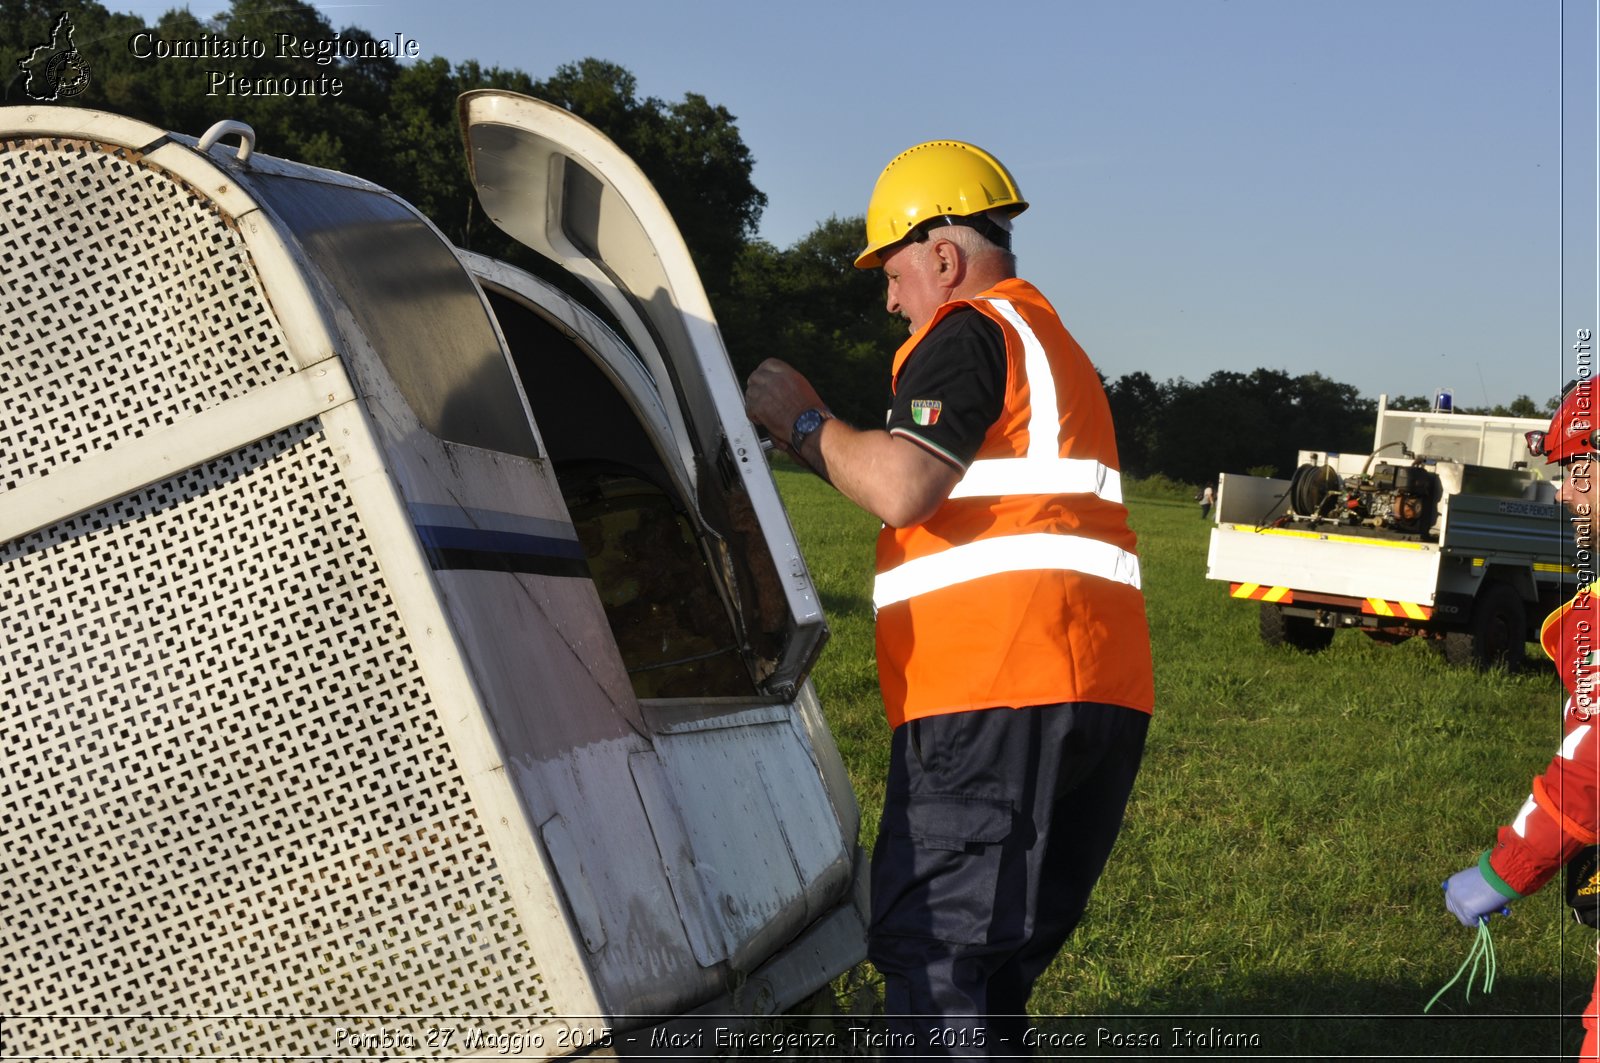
xmin=1260 ymin=603 xmax=1335 ymax=652
xmin=1441 ymin=582 xmax=1527 ymax=671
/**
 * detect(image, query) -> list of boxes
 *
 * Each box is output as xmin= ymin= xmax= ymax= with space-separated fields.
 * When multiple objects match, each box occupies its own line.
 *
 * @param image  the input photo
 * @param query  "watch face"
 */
xmin=792 ymin=408 xmax=825 ymax=450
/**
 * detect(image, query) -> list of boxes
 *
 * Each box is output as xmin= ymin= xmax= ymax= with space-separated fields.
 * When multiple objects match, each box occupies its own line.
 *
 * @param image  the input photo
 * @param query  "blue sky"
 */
xmin=114 ymin=0 xmax=1598 ymax=410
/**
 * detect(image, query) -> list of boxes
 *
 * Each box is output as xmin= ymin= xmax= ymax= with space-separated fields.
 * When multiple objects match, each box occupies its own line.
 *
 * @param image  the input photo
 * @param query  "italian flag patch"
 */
xmin=910 ymin=399 xmax=942 ymax=426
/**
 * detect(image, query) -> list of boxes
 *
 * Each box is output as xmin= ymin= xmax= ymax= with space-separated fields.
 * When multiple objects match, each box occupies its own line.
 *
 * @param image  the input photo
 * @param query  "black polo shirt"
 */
xmin=886 ymin=307 xmax=1007 ymax=472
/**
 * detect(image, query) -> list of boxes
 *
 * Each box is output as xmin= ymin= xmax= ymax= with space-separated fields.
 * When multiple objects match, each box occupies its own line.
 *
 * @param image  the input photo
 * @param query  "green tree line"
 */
xmin=1105 ymin=371 xmax=1551 ymax=484
xmin=2 ymin=0 xmax=1550 ymax=481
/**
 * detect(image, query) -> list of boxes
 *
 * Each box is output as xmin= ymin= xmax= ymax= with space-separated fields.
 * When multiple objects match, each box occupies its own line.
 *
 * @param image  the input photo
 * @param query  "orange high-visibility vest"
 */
xmin=873 ymin=277 xmax=1155 ymax=727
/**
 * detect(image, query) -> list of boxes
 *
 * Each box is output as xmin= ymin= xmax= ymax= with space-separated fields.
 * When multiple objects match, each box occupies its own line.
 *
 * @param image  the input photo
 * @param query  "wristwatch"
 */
xmin=790 ymin=407 xmax=832 ymax=453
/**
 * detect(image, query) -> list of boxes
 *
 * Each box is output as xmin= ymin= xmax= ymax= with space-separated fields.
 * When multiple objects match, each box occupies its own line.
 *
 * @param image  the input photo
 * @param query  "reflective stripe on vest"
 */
xmin=947 ymin=299 xmax=1123 ymax=504
xmin=986 ymin=298 xmax=1058 ymax=457
xmin=873 ymin=531 xmax=1143 ymax=609
xmin=950 ymin=456 xmax=1124 ymax=502
xmin=876 ymin=295 xmax=1132 ymax=608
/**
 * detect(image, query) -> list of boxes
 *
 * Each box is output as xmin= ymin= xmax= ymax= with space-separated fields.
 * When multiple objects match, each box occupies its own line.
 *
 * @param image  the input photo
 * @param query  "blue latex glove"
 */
xmin=1443 ymin=864 xmax=1515 ymax=927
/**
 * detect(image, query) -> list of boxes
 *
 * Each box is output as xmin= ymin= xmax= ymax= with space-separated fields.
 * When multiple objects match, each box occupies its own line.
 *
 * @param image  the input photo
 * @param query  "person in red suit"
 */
xmin=1443 ymin=379 xmax=1600 ymax=1057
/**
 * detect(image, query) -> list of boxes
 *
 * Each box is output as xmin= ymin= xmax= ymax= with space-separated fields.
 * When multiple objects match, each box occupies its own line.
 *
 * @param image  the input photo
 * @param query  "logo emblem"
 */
xmin=20 ymin=13 xmax=92 ymax=101
xmin=910 ymin=399 xmax=942 ymax=427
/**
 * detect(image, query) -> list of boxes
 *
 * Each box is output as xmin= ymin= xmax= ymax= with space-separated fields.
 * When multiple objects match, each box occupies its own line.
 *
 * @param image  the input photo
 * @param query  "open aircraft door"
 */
xmin=458 ymin=90 xmax=826 ymax=699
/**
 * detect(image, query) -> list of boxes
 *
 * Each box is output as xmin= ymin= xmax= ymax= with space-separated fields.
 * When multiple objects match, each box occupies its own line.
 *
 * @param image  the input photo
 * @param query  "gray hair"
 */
xmin=934 ymin=210 xmax=1018 ymax=273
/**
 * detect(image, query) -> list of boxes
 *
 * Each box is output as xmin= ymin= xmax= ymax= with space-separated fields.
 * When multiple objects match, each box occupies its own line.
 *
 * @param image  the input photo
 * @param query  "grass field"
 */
xmin=771 ymin=461 xmax=1590 ymax=1059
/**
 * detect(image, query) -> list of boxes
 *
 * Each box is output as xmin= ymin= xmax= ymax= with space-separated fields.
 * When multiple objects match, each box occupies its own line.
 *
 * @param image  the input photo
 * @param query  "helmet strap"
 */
xmin=910 ymin=213 xmax=1014 ymax=253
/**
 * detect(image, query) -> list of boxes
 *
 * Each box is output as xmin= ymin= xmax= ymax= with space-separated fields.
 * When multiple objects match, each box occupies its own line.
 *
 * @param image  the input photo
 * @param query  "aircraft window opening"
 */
xmin=561 ymin=465 xmax=748 ymax=699
xmin=487 ymin=287 xmax=751 ymax=700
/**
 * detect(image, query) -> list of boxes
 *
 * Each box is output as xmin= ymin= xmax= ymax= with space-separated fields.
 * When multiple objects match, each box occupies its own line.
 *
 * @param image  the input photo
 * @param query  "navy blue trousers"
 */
xmin=867 ymin=702 xmax=1149 ymax=1058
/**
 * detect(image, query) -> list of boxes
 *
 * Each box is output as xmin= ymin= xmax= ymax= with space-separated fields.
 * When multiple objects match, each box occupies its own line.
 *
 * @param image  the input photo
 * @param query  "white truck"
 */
xmin=0 ymin=97 xmax=864 ymax=1058
xmin=1205 ymin=398 xmax=1577 ymax=668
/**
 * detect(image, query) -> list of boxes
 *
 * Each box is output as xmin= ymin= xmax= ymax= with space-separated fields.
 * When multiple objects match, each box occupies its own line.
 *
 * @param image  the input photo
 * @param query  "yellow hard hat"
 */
xmin=854 ymin=140 xmax=1028 ymax=270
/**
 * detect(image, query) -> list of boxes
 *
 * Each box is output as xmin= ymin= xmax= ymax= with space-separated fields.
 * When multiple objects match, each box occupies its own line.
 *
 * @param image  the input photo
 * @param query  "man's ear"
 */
xmin=930 ymin=237 xmax=964 ymax=284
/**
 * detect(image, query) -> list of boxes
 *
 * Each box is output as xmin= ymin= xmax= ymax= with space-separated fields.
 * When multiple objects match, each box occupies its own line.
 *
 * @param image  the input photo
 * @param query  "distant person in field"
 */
xmin=1441 ymin=379 xmax=1600 ymax=1058
xmin=745 ymin=140 xmax=1154 ymax=1056
xmin=1199 ymin=483 xmax=1215 ymax=520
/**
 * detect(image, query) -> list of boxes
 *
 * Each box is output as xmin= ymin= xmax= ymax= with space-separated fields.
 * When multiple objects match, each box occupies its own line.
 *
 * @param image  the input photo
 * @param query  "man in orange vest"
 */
xmin=746 ymin=141 xmax=1155 ymax=1055
xmin=1442 ymin=379 xmax=1600 ymax=1058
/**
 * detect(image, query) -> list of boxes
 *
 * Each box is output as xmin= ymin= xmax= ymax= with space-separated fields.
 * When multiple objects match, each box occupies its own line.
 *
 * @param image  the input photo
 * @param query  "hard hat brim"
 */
xmin=854 ymin=204 xmax=1028 ymax=270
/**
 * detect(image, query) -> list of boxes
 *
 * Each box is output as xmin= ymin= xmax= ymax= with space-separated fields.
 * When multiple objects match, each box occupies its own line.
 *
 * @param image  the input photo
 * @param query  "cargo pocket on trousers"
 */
xmin=871 ymin=796 xmax=1016 ymax=946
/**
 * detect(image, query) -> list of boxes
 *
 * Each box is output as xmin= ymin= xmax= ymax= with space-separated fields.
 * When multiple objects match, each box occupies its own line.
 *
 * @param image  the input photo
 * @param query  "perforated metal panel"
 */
xmin=0 ymin=136 xmax=296 ymax=493
xmin=0 ymin=422 xmax=555 ymax=1057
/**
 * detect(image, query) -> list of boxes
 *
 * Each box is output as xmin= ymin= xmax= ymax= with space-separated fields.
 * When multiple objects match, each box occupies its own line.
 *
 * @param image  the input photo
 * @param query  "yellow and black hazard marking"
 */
xmin=1361 ymin=598 xmax=1432 ymax=620
xmin=1230 ymin=583 xmax=1292 ymax=603
xmin=1469 ymin=557 xmax=1578 ymax=575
